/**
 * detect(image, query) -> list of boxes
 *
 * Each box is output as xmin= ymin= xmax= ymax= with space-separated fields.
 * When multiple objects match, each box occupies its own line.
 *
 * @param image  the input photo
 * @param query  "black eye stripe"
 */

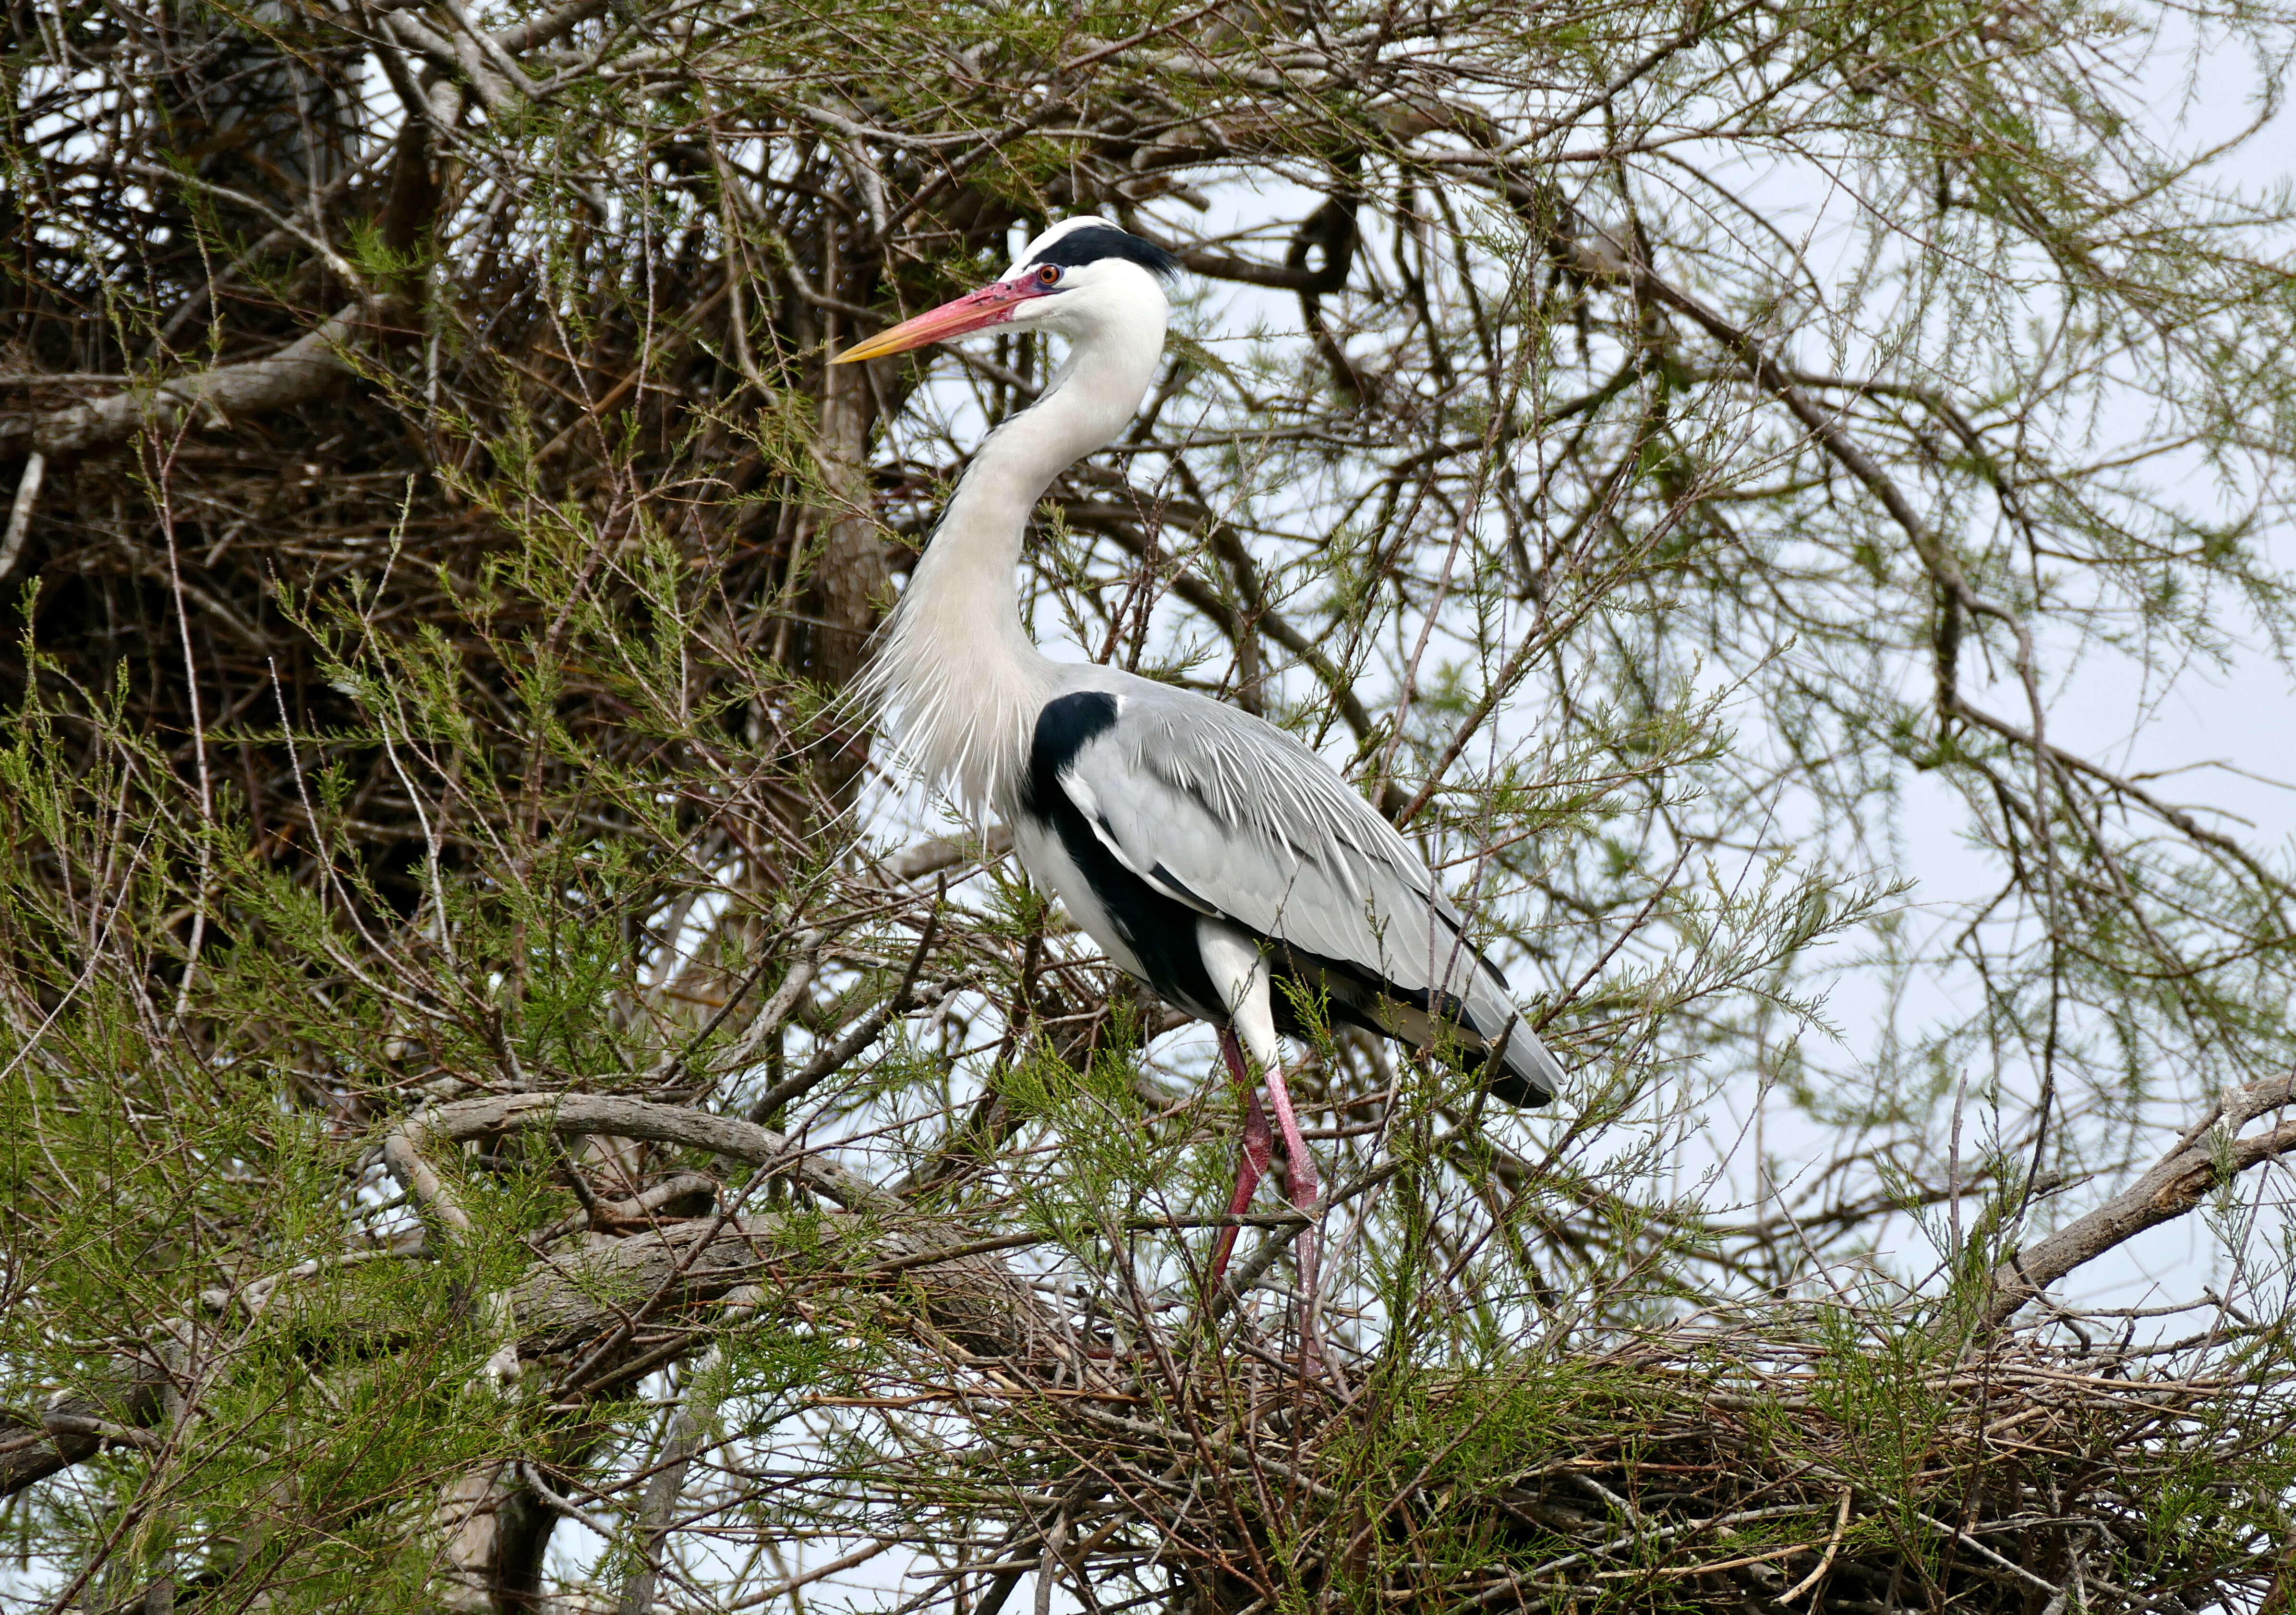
xmin=1022 ymin=225 xmax=1180 ymax=280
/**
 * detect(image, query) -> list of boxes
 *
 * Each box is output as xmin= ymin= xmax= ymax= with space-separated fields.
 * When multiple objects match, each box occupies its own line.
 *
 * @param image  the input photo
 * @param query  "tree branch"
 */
xmin=1984 ymin=1072 xmax=2296 ymax=1326
xmin=5 ymin=299 xmax=393 ymax=458
xmin=382 ymin=1092 xmax=903 ymax=1226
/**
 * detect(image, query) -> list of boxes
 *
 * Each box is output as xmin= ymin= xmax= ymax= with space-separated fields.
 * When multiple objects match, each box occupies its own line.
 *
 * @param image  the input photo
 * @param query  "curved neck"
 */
xmin=870 ymin=318 xmax=1163 ymax=811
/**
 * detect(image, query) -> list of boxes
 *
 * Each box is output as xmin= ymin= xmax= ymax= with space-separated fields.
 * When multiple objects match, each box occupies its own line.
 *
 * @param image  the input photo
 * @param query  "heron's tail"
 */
xmin=1481 ymin=1018 xmax=1561 ymax=1108
xmin=1293 ymin=941 xmax=1562 ymax=1107
xmin=1447 ymin=949 xmax=1561 ymax=1107
xmin=1406 ymin=994 xmax=1560 ymax=1107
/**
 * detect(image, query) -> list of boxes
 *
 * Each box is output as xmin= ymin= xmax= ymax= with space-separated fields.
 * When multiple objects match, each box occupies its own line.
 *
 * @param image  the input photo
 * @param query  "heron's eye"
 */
xmin=1036 ymin=264 xmax=1062 ymax=286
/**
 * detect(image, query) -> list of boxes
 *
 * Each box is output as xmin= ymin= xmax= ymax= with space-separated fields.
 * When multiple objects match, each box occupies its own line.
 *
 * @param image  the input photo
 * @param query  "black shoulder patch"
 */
xmin=1027 ymin=226 xmax=1180 ymax=281
xmin=1022 ymin=691 xmax=1120 ymax=818
xmin=1149 ymin=862 xmax=1214 ymax=910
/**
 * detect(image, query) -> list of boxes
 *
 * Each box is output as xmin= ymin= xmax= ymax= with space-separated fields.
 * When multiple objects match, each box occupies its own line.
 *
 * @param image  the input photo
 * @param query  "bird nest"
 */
xmin=892 ymin=1303 xmax=2293 ymax=1615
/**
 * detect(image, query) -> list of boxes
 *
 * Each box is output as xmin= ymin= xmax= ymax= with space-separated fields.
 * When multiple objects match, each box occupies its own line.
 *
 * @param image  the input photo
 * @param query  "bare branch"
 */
xmin=6 ymin=299 xmax=391 ymax=457
xmin=1984 ymin=1073 xmax=2296 ymax=1326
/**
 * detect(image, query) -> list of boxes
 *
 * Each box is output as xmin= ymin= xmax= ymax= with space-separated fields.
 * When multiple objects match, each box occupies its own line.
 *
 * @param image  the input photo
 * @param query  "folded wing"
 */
xmin=1053 ymin=676 xmax=1560 ymax=1105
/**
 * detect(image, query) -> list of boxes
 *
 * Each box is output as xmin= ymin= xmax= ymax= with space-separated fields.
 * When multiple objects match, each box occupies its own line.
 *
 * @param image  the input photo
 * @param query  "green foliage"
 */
xmin=7 ymin=0 xmax=2296 ymax=1605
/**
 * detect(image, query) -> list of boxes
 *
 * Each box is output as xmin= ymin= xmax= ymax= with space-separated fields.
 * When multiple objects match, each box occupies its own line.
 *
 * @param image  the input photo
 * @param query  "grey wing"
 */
xmin=1057 ymin=674 xmax=1560 ymax=1098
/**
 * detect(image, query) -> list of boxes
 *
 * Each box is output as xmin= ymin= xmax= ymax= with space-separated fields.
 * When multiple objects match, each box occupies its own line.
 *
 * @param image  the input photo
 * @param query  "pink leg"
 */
xmin=1207 ymin=1030 xmax=1272 ymax=1289
xmin=1260 ymin=1062 xmax=1325 ymax=1370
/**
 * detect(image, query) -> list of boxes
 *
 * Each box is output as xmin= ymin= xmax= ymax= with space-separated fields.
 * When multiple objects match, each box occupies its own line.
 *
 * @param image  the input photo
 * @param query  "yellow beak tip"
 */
xmin=832 ymin=336 xmax=908 ymax=365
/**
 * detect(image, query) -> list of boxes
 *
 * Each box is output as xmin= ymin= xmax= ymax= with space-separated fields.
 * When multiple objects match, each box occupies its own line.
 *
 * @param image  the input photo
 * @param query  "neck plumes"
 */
xmin=865 ymin=315 xmax=1163 ymax=813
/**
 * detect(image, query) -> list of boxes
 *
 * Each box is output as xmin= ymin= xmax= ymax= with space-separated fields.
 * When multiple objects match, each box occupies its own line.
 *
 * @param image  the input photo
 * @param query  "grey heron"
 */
xmin=836 ymin=218 xmax=1562 ymax=1336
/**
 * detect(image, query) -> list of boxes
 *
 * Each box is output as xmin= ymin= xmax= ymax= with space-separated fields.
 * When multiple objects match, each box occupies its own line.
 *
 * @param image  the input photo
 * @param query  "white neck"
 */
xmin=864 ymin=308 xmax=1165 ymax=812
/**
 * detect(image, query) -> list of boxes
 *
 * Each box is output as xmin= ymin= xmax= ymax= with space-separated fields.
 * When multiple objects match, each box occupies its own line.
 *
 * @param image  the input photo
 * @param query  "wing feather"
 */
xmin=1058 ymin=676 xmax=1516 ymax=1035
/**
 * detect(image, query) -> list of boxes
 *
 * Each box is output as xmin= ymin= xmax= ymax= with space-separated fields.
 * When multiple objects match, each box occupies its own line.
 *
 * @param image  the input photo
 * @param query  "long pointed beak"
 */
xmin=832 ymin=278 xmax=1047 ymax=364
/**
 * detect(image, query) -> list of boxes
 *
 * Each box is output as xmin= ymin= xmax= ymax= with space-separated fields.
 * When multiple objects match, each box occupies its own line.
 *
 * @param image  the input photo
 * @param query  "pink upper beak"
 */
xmin=832 ymin=275 xmax=1052 ymax=364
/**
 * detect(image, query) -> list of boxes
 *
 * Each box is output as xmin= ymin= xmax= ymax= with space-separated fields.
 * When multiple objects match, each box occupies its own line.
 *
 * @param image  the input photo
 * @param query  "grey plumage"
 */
xmin=1015 ymin=666 xmax=1562 ymax=1107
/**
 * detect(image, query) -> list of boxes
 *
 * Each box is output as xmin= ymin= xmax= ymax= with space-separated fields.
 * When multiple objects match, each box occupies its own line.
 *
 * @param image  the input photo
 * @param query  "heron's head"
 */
xmin=833 ymin=218 xmax=1177 ymax=365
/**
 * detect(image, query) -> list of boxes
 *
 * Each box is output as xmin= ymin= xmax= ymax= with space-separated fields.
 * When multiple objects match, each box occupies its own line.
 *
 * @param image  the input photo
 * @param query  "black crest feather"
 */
xmin=1027 ymin=225 xmax=1180 ymax=280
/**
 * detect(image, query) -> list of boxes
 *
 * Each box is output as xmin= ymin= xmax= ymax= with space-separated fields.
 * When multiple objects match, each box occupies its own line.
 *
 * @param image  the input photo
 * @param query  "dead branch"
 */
xmin=1984 ymin=1073 xmax=2296 ymax=1326
xmin=5 ymin=298 xmax=393 ymax=457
